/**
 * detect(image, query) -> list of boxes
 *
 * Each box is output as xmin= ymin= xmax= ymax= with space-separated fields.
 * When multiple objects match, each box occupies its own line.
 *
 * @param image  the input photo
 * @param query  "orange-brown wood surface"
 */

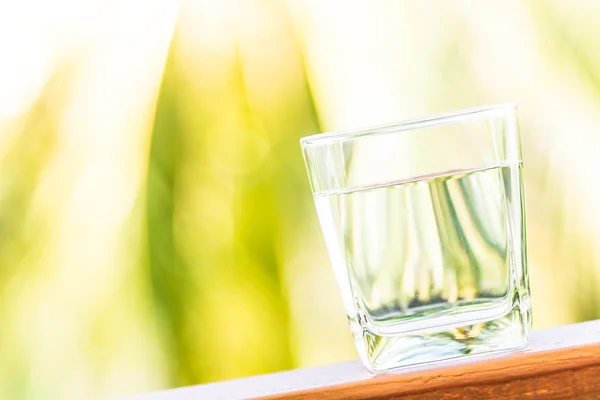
xmin=126 ymin=320 xmax=600 ymax=400
xmin=263 ymin=341 xmax=600 ymax=399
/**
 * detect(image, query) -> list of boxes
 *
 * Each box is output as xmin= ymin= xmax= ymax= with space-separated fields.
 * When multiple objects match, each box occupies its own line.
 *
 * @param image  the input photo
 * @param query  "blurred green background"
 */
xmin=2 ymin=0 xmax=600 ymax=398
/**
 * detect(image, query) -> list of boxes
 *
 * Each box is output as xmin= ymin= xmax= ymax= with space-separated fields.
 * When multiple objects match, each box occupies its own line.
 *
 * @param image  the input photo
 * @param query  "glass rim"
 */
xmin=300 ymin=103 xmax=517 ymax=147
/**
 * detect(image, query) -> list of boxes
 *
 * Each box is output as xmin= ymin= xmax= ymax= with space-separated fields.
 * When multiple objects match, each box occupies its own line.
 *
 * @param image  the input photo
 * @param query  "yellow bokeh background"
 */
xmin=1 ymin=1 xmax=600 ymax=398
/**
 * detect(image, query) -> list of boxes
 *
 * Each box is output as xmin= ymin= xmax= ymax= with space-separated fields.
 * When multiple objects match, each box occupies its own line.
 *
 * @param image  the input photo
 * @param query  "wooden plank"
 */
xmin=123 ymin=320 xmax=600 ymax=399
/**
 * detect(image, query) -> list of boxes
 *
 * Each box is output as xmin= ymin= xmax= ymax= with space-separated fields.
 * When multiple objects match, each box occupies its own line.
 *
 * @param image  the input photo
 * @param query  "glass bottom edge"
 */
xmin=354 ymin=305 xmax=532 ymax=373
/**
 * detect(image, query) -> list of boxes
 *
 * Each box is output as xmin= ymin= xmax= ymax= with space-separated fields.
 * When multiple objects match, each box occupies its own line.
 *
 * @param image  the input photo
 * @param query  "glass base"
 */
xmin=353 ymin=304 xmax=532 ymax=373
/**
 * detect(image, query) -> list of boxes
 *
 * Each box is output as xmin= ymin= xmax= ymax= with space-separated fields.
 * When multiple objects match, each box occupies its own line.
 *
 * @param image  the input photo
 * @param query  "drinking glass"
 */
xmin=301 ymin=104 xmax=532 ymax=372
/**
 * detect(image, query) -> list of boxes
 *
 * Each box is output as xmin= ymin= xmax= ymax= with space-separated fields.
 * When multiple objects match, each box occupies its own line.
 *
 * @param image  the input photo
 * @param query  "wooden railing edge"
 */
xmin=123 ymin=320 xmax=600 ymax=399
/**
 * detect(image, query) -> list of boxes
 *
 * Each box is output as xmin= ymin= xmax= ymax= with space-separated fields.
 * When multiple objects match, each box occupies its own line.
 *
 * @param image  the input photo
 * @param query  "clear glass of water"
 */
xmin=301 ymin=104 xmax=532 ymax=372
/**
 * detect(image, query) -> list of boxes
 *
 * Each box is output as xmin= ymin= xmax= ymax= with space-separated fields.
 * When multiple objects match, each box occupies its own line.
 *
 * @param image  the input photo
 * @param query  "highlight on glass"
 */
xmin=301 ymin=104 xmax=532 ymax=372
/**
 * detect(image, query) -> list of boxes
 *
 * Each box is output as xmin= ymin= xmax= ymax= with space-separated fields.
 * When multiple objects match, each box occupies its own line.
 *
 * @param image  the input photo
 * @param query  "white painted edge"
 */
xmin=119 ymin=320 xmax=600 ymax=400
